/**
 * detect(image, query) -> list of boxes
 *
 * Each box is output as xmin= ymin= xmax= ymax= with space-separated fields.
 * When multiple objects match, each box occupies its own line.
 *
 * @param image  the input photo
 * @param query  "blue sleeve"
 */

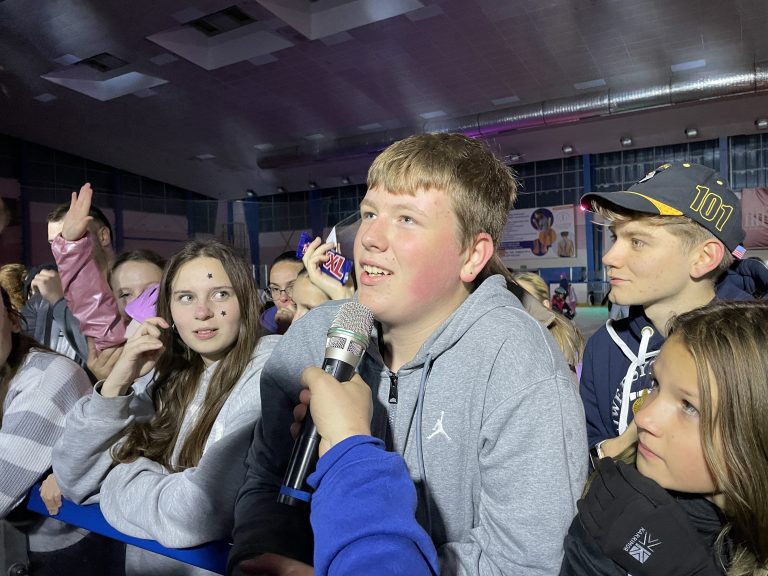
xmin=579 ymin=335 xmax=614 ymax=449
xmin=308 ymin=436 xmax=438 ymax=576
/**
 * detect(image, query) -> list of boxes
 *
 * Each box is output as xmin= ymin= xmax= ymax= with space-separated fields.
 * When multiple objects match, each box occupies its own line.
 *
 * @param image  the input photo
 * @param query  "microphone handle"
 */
xmin=278 ymin=357 xmax=358 ymax=507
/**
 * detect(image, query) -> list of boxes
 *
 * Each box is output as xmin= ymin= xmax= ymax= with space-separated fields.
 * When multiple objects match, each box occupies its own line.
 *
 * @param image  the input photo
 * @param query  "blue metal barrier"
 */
xmin=27 ymin=483 xmax=229 ymax=574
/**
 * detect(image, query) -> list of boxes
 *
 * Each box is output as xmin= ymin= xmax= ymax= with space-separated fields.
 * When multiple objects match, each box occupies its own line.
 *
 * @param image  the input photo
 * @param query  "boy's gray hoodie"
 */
xmin=230 ymin=276 xmax=587 ymax=575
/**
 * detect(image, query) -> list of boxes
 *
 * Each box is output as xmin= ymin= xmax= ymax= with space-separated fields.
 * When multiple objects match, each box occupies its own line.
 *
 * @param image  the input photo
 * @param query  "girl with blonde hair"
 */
xmin=561 ymin=300 xmax=768 ymax=576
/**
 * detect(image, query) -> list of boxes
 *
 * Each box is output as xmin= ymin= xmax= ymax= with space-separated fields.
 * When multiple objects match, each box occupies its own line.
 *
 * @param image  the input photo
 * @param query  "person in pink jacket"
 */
xmin=48 ymin=183 xmax=124 ymax=352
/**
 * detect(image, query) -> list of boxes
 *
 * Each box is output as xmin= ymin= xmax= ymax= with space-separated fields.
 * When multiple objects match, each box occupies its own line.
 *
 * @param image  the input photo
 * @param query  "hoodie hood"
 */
xmin=399 ymin=275 xmax=526 ymax=370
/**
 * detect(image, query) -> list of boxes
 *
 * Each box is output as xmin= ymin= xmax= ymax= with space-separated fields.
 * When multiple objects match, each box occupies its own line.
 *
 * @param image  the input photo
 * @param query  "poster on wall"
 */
xmin=498 ymin=204 xmax=576 ymax=259
xmin=741 ymin=188 xmax=768 ymax=249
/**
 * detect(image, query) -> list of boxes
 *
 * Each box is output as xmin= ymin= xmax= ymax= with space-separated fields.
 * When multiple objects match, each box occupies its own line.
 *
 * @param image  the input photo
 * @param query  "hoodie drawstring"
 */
xmin=415 ymin=353 xmax=434 ymax=536
xmin=606 ymin=320 xmax=658 ymax=434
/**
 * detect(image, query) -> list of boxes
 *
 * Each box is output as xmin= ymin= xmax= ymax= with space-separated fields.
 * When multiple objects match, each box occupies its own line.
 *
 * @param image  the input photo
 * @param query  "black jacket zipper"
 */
xmin=388 ymin=372 xmax=398 ymax=404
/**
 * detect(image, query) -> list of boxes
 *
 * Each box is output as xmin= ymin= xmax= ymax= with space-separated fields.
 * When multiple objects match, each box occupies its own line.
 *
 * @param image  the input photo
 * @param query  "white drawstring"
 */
xmin=606 ymin=320 xmax=658 ymax=434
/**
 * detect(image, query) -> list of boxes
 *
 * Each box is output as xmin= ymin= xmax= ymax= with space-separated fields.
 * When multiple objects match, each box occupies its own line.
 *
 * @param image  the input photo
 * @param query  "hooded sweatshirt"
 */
xmin=580 ymin=284 xmax=753 ymax=450
xmin=230 ymin=275 xmax=588 ymax=576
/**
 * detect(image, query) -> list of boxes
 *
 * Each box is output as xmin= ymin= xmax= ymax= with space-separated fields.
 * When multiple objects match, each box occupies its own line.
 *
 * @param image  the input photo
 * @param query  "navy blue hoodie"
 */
xmin=581 ymin=281 xmax=752 ymax=450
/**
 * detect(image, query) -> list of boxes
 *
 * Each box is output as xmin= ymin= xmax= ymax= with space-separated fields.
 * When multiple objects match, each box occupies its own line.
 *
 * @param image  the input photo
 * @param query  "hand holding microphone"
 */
xmin=298 ymin=368 xmax=373 ymax=458
xmin=279 ymin=302 xmax=374 ymax=506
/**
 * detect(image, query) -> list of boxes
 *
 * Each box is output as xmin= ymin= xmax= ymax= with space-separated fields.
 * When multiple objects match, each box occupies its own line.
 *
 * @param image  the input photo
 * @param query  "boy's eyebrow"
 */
xmin=360 ymin=198 xmax=429 ymax=217
xmin=615 ymin=223 xmax=656 ymax=239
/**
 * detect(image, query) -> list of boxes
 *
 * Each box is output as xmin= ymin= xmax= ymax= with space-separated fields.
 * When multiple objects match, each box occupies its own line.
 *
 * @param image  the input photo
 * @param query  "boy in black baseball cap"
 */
xmin=578 ymin=162 xmax=749 ymax=464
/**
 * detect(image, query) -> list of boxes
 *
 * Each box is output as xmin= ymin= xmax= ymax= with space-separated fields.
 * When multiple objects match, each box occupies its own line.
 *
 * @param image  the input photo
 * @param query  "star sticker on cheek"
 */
xmin=207 ymin=273 xmax=213 ymax=279
xmin=221 ymin=311 xmax=226 ymax=316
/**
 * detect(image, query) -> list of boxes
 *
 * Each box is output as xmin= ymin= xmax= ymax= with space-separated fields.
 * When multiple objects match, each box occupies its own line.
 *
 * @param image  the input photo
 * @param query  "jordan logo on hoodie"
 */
xmin=427 ymin=411 xmax=451 ymax=441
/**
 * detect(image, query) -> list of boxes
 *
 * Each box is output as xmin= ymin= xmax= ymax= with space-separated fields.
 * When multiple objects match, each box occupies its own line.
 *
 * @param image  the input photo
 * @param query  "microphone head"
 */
xmin=331 ymin=301 xmax=374 ymax=338
xmin=326 ymin=302 xmax=375 ymax=360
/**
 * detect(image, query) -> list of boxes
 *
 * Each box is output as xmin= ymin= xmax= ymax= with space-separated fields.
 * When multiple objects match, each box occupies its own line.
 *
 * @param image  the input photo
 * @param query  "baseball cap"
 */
xmin=580 ymin=162 xmax=746 ymax=257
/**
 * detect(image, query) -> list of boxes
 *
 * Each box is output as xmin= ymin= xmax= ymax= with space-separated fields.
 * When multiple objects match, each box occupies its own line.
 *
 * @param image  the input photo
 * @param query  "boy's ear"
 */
xmin=690 ymin=238 xmax=725 ymax=279
xmin=95 ymin=225 xmax=112 ymax=248
xmin=460 ymin=232 xmax=494 ymax=283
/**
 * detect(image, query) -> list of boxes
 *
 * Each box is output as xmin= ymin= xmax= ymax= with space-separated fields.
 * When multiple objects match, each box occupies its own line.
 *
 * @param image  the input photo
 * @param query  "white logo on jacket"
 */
xmin=427 ymin=411 xmax=451 ymax=441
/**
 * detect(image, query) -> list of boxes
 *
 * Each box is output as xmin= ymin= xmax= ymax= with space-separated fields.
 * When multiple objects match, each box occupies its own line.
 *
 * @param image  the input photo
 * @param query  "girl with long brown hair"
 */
xmin=52 ymin=239 xmax=278 ymax=575
xmin=561 ymin=300 xmax=768 ymax=576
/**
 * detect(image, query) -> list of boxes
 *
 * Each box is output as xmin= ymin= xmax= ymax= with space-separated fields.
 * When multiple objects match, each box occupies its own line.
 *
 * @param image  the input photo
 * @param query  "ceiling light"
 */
xmin=562 ymin=144 xmax=574 ymax=155
xmin=277 ymin=186 xmax=286 ymax=193
xmin=246 ymin=189 xmax=255 ymax=197
xmin=756 ymin=118 xmax=768 ymax=130
xmin=309 ymin=181 xmax=317 ymax=189
xmin=507 ymin=153 xmax=522 ymax=163
xmin=684 ymin=127 xmax=699 ymax=138
xmin=620 ymin=136 xmax=633 ymax=147
xmin=341 ymin=176 xmax=351 ymax=185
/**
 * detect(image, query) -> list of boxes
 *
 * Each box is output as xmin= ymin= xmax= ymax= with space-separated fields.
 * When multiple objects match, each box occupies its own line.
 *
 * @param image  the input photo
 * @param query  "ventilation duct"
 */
xmin=258 ymin=63 xmax=768 ymax=170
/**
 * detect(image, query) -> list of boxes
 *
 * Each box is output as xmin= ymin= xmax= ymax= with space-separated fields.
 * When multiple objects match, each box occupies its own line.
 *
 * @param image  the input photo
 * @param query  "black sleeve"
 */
xmin=560 ymin=515 xmax=625 ymax=576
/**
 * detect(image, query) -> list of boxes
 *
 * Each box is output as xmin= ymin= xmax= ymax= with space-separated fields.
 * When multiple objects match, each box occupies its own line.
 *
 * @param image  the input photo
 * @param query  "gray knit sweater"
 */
xmin=1 ymin=350 xmax=92 ymax=551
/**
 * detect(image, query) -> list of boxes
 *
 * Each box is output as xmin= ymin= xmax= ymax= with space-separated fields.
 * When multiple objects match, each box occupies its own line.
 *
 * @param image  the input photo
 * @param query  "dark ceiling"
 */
xmin=2 ymin=0 xmax=768 ymax=200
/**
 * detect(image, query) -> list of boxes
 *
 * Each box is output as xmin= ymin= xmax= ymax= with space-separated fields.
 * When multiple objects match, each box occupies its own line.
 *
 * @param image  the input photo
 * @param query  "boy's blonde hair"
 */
xmin=368 ymin=133 xmax=517 ymax=256
xmin=594 ymin=202 xmax=733 ymax=280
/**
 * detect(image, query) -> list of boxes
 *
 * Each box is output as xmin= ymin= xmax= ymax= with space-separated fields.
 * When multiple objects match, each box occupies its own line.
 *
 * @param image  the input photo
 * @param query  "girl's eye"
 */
xmin=400 ymin=215 xmax=414 ymax=224
xmin=681 ymin=399 xmax=699 ymax=417
xmin=177 ymin=294 xmax=193 ymax=303
xmin=361 ymin=211 xmax=376 ymax=220
xmin=631 ymin=238 xmax=645 ymax=248
xmin=212 ymin=290 xmax=230 ymax=301
xmin=119 ymin=291 xmax=130 ymax=299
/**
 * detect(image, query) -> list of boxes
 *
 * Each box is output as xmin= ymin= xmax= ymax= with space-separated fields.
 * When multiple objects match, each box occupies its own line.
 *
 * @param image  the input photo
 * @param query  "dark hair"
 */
xmin=112 ymin=239 xmax=264 ymax=470
xmin=271 ymin=250 xmax=302 ymax=267
xmin=108 ymin=249 xmax=166 ymax=287
xmin=47 ymin=202 xmax=114 ymax=246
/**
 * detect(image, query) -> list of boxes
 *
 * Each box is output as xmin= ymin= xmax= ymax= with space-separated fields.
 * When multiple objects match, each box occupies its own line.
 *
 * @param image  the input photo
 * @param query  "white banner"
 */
xmin=498 ymin=205 xmax=576 ymax=259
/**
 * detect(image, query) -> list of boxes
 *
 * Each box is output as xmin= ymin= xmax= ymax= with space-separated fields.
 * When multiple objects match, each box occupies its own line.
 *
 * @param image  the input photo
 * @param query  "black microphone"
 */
xmin=278 ymin=301 xmax=375 ymax=507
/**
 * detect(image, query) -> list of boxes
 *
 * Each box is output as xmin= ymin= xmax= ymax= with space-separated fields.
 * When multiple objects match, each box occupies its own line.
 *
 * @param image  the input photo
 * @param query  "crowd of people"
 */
xmin=0 ymin=134 xmax=766 ymax=576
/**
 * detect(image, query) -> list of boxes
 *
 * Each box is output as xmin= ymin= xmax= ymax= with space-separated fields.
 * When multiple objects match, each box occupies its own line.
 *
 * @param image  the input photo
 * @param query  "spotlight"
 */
xmin=756 ymin=118 xmax=768 ymax=130
xmin=341 ymin=176 xmax=351 ymax=185
xmin=684 ymin=127 xmax=699 ymax=138
xmin=246 ymin=189 xmax=256 ymax=197
xmin=508 ymin=153 xmax=522 ymax=163
xmin=619 ymin=136 xmax=633 ymax=147
xmin=562 ymin=144 xmax=574 ymax=155
xmin=277 ymin=186 xmax=286 ymax=193
xmin=309 ymin=181 xmax=318 ymax=189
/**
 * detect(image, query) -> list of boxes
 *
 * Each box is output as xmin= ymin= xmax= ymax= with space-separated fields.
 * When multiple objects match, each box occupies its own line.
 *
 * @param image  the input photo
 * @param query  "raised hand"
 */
xmin=101 ymin=317 xmax=168 ymax=396
xmin=301 ymin=236 xmax=353 ymax=300
xmin=61 ymin=182 xmax=94 ymax=242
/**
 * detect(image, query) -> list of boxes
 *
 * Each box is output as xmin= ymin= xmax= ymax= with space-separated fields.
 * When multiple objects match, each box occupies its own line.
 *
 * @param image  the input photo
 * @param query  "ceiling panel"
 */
xmin=2 ymin=0 xmax=768 ymax=198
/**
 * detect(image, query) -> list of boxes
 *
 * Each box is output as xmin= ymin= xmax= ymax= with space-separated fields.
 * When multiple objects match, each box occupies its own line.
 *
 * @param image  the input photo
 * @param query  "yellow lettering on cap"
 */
xmin=690 ymin=185 xmax=733 ymax=231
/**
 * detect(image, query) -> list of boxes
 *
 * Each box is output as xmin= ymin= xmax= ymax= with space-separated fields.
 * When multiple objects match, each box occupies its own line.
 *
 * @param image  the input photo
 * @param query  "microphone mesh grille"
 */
xmin=331 ymin=302 xmax=375 ymax=341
